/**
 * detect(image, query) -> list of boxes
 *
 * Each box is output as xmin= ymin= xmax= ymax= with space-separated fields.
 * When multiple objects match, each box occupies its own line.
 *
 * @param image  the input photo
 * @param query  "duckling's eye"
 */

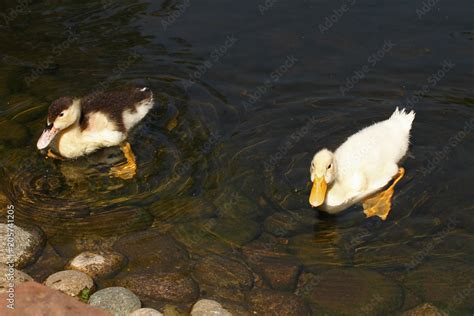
xmin=59 ymin=112 xmax=64 ymax=117
xmin=327 ymin=164 xmax=332 ymax=169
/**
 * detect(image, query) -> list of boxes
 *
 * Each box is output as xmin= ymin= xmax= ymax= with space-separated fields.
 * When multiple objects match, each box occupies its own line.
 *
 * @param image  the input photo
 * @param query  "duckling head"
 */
xmin=309 ymin=148 xmax=336 ymax=207
xmin=37 ymin=97 xmax=81 ymax=150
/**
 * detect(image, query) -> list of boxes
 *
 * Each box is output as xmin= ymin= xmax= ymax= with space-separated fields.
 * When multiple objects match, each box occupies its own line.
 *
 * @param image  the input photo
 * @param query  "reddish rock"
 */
xmin=0 ymin=282 xmax=110 ymax=315
xmin=243 ymin=241 xmax=301 ymax=291
xmin=199 ymin=284 xmax=246 ymax=305
xmin=193 ymin=255 xmax=253 ymax=290
xmin=113 ymin=229 xmax=189 ymax=273
xmin=0 ymin=264 xmax=33 ymax=294
xmin=113 ymin=273 xmax=199 ymax=304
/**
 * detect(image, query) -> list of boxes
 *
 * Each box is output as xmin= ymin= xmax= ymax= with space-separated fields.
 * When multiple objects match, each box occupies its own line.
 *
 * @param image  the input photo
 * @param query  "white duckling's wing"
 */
xmin=334 ymin=108 xmax=415 ymax=198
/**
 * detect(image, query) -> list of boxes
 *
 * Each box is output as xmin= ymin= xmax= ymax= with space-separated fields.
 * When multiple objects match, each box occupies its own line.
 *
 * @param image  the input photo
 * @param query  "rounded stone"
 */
xmin=24 ymin=244 xmax=68 ymax=282
xmin=263 ymin=211 xmax=316 ymax=237
xmin=44 ymin=270 xmax=94 ymax=298
xmin=248 ymin=289 xmax=311 ymax=316
xmin=168 ymin=219 xmax=230 ymax=256
xmin=289 ymin=232 xmax=349 ymax=271
xmin=209 ymin=217 xmax=259 ymax=246
xmin=0 ymin=264 xmax=33 ymax=293
xmin=296 ymin=269 xmax=403 ymax=315
xmin=212 ymin=188 xmax=264 ymax=221
xmin=0 ymin=223 xmax=46 ymax=268
xmin=149 ymin=197 xmax=215 ymax=223
xmin=354 ymin=242 xmax=418 ymax=270
xmin=114 ymin=272 xmax=199 ymax=304
xmin=198 ymin=284 xmax=246 ymax=305
xmin=404 ymin=260 xmax=474 ymax=310
xmin=66 ymin=250 xmax=125 ymax=279
xmin=242 ymin=238 xmax=301 ymax=291
xmin=113 ymin=229 xmax=188 ymax=273
xmin=191 ymin=299 xmax=231 ymax=316
xmin=193 ymin=255 xmax=253 ymax=289
xmin=130 ymin=308 xmax=164 ymax=316
xmin=401 ymin=303 xmax=448 ymax=316
xmin=88 ymin=287 xmax=141 ymax=316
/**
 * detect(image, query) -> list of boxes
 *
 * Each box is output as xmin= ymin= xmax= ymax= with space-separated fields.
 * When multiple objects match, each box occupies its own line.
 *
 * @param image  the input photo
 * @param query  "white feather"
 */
xmin=122 ymin=99 xmax=154 ymax=131
xmin=315 ymin=108 xmax=415 ymax=213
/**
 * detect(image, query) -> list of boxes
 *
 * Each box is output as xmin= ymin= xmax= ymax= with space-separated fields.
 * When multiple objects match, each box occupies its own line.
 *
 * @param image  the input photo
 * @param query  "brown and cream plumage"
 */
xmin=37 ymin=86 xmax=154 ymax=179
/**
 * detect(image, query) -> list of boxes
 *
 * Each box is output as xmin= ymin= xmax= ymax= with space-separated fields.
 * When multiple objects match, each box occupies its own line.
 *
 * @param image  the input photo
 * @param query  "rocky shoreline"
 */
xmin=0 ymin=220 xmax=471 ymax=315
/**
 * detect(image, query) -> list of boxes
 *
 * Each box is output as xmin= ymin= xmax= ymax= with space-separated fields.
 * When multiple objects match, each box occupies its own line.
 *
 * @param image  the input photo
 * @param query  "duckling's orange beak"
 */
xmin=309 ymin=177 xmax=327 ymax=207
xmin=37 ymin=125 xmax=59 ymax=150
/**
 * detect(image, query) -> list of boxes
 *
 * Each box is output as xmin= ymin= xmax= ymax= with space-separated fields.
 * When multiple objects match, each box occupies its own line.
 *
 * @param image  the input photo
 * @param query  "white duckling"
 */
xmin=309 ymin=108 xmax=415 ymax=220
xmin=36 ymin=86 xmax=154 ymax=179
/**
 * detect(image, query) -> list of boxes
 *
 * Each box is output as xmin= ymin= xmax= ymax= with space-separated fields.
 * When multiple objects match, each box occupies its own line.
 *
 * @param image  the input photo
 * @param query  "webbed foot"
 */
xmin=109 ymin=142 xmax=137 ymax=180
xmin=363 ymin=167 xmax=405 ymax=220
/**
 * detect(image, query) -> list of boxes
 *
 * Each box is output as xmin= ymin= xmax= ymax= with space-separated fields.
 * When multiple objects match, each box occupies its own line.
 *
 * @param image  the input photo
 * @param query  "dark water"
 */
xmin=0 ymin=0 xmax=473 ymax=314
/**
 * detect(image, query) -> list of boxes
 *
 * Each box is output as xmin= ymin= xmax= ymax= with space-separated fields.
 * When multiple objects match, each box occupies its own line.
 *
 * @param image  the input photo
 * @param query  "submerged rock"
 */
xmin=0 ymin=264 xmax=33 ymax=293
xmin=400 ymin=287 xmax=424 ymax=311
xmin=198 ymin=284 xmax=246 ymax=305
xmin=149 ymin=197 xmax=215 ymax=223
xmin=162 ymin=304 xmax=187 ymax=316
xmin=354 ymin=242 xmax=418 ymax=270
xmin=168 ymin=219 xmax=231 ymax=256
xmin=66 ymin=250 xmax=125 ymax=279
xmin=247 ymin=288 xmax=311 ymax=316
xmin=218 ymin=302 xmax=250 ymax=316
xmin=296 ymin=268 xmax=403 ymax=315
xmin=23 ymin=243 xmax=66 ymax=281
xmin=263 ymin=210 xmax=316 ymax=237
xmin=0 ymin=223 xmax=46 ymax=269
xmin=44 ymin=270 xmax=94 ymax=298
xmin=209 ymin=217 xmax=260 ymax=246
xmin=88 ymin=286 xmax=141 ymax=316
xmin=113 ymin=272 xmax=199 ymax=304
xmin=401 ymin=303 xmax=448 ymax=316
xmin=253 ymin=257 xmax=301 ymax=291
xmin=289 ymin=232 xmax=349 ymax=271
xmin=243 ymin=238 xmax=301 ymax=291
xmin=426 ymin=231 xmax=474 ymax=261
xmin=130 ymin=308 xmax=164 ymax=316
xmin=113 ymin=229 xmax=188 ymax=273
xmin=404 ymin=260 xmax=474 ymax=310
xmin=212 ymin=187 xmax=264 ymax=221
xmin=193 ymin=255 xmax=253 ymax=290
xmin=191 ymin=299 xmax=231 ymax=316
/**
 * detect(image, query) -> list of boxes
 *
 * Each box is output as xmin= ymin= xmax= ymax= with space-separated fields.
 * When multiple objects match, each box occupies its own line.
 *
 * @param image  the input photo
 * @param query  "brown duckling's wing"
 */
xmin=80 ymin=87 xmax=153 ymax=132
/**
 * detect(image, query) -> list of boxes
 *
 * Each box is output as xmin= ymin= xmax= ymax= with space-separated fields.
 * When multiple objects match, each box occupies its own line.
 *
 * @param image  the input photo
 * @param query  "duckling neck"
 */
xmin=325 ymin=181 xmax=350 ymax=205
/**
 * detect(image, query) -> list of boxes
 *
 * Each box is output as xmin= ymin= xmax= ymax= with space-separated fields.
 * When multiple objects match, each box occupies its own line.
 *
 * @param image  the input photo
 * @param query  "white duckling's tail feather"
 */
xmin=390 ymin=107 xmax=415 ymax=131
